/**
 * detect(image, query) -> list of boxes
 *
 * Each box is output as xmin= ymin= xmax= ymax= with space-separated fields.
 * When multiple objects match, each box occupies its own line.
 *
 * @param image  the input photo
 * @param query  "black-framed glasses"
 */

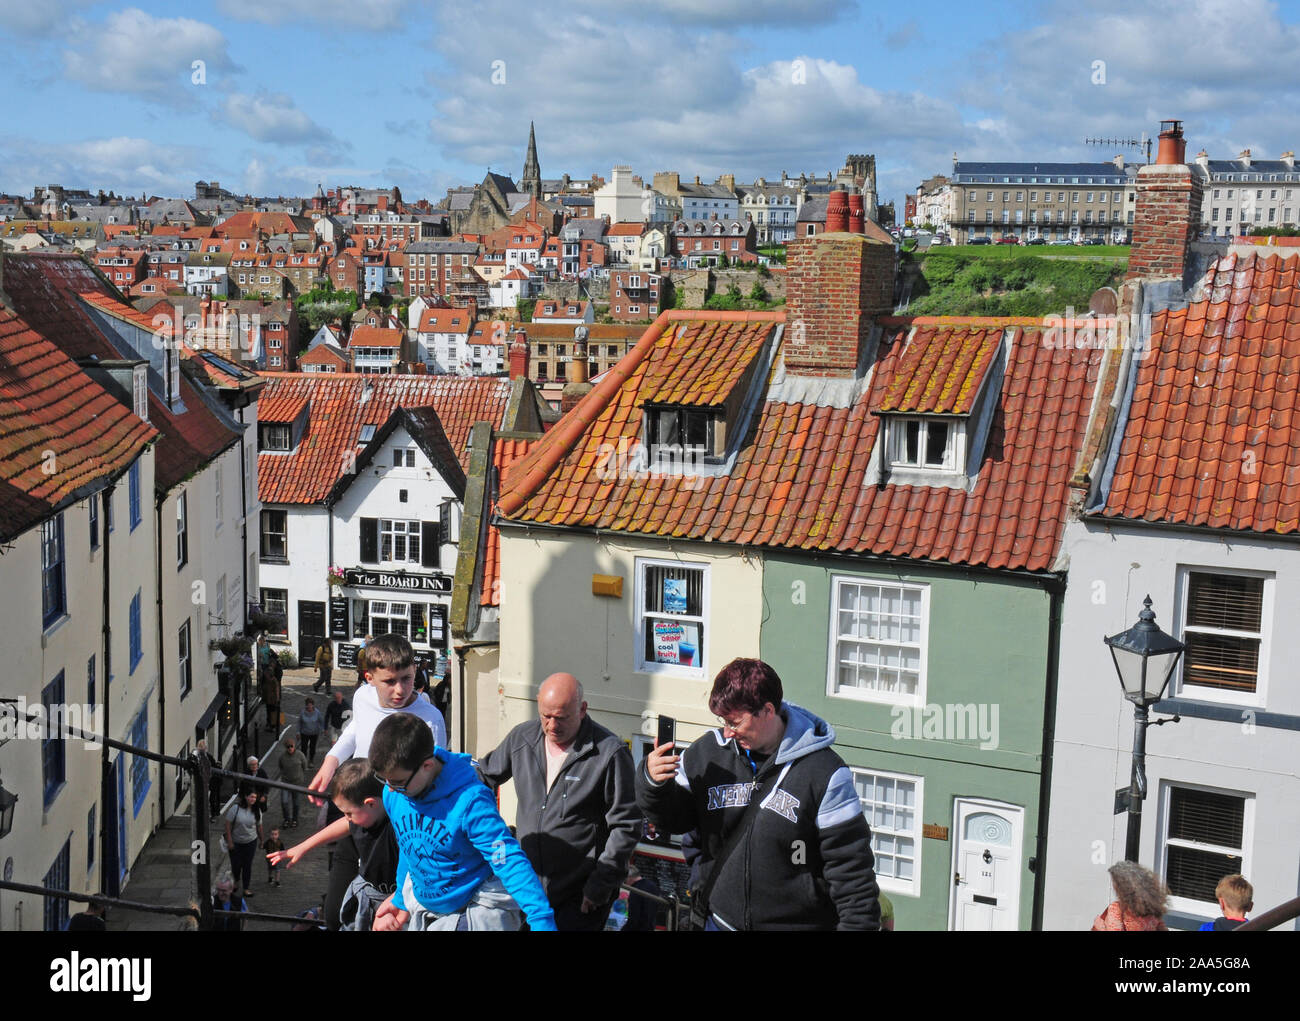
xmin=375 ymin=757 xmax=431 ymax=793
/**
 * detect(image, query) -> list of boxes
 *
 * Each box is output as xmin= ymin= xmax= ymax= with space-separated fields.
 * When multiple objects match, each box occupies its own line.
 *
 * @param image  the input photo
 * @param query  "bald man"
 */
xmin=478 ymin=672 xmax=640 ymax=930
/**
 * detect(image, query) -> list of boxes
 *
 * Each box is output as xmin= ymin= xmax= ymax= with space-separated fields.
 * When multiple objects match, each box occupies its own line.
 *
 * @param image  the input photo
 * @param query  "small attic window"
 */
xmin=260 ymin=424 xmax=291 ymax=451
xmin=891 ymin=418 xmax=960 ymax=471
xmin=358 ymin=424 xmax=376 ymax=442
xmin=645 ymin=405 xmax=725 ymax=463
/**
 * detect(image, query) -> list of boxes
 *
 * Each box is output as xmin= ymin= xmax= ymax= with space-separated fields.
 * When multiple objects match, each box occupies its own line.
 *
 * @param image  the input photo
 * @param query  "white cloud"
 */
xmin=0 ymin=135 xmax=205 ymax=196
xmin=605 ymin=0 xmax=848 ymax=26
xmin=219 ymin=92 xmax=337 ymax=146
xmin=0 ymin=0 xmax=94 ymax=35
xmin=62 ymin=8 xmax=235 ymax=104
xmin=216 ymin=0 xmax=414 ymax=30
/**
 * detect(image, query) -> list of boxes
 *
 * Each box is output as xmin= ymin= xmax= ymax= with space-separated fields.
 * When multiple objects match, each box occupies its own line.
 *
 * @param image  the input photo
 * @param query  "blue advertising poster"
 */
xmin=663 ymin=577 xmax=687 ymax=613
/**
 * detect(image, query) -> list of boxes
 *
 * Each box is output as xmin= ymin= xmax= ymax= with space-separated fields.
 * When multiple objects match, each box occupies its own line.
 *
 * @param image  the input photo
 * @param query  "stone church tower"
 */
xmin=521 ymin=122 xmax=542 ymax=199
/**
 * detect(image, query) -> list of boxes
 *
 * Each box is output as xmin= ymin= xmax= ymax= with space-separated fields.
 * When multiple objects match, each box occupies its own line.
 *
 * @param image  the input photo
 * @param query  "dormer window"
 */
xmin=891 ymin=418 xmax=959 ymax=471
xmin=645 ymin=405 xmax=725 ymax=463
xmin=261 ymin=424 xmax=291 ymax=451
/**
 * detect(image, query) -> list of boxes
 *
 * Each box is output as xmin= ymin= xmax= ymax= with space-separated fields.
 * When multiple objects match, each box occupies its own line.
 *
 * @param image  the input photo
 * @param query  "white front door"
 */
xmin=949 ymin=798 xmax=1023 ymax=931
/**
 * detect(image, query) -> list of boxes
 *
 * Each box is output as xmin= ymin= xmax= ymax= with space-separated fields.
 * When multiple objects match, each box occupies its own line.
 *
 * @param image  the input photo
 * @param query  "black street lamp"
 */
xmin=0 ymin=772 xmax=17 ymax=840
xmin=1104 ymin=595 xmax=1185 ymax=861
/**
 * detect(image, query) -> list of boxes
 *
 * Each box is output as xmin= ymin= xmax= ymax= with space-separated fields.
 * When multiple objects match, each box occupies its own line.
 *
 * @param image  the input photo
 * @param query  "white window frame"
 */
xmin=178 ymin=619 xmax=192 ymax=697
xmin=889 ymin=417 xmax=962 ymax=471
xmin=827 ymin=576 xmax=929 ymax=707
xmin=1174 ymin=564 xmax=1271 ymax=707
xmin=380 ymin=519 xmax=422 ymax=564
xmin=635 ymin=557 xmax=708 ymax=679
xmin=851 ymin=767 xmax=923 ymax=896
xmin=1156 ymin=780 xmax=1253 ymax=916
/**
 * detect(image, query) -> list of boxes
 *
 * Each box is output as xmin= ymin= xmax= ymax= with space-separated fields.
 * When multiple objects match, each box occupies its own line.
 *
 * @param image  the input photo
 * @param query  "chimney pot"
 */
xmin=826 ymin=191 xmax=850 ymax=233
xmin=1156 ymin=119 xmax=1186 ymax=165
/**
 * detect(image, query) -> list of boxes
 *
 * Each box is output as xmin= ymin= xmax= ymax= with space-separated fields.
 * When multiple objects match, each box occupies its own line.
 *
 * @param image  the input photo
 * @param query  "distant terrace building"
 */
xmin=951 ymin=158 xmax=1136 ymax=244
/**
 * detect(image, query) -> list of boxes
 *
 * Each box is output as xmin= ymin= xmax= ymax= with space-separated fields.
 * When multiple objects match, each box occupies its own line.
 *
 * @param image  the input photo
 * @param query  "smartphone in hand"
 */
xmin=656 ymin=714 xmax=676 ymax=751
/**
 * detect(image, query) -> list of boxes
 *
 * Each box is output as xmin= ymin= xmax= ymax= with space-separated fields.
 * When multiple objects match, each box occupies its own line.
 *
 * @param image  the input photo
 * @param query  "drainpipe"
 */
xmin=99 ymin=483 xmax=115 ymax=897
xmin=1030 ymin=575 xmax=1065 ymax=931
xmin=155 ymin=491 xmax=167 ymax=826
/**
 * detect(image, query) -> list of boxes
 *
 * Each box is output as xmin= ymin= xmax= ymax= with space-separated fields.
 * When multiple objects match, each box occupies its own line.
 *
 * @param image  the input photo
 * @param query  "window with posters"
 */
xmin=636 ymin=559 xmax=706 ymax=677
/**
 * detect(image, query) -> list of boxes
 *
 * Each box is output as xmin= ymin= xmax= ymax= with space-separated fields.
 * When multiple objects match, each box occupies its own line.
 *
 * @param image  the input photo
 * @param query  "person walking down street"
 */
xmin=278 ymin=738 xmax=309 ymax=828
xmin=262 ymin=652 xmax=283 ymax=734
xmin=256 ymin=635 xmax=273 ymax=686
xmin=298 ymin=698 xmax=324 ymax=765
xmin=197 ymin=738 xmax=222 ymax=820
xmin=313 ymin=642 xmax=334 ymax=695
xmin=1092 ymin=861 xmax=1169 ymax=931
xmin=324 ymin=691 xmax=350 ymax=747
xmin=245 ymin=756 xmax=270 ymax=817
xmin=225 ymin=785 xmax=264 ymax=899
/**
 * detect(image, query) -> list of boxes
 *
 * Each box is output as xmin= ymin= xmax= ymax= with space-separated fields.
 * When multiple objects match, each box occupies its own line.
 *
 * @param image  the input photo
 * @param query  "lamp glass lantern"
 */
xmin=0 ymin=782 xmax=17 ymax=840
xmin=1103 ymin=595 xmax=1186 ymax=705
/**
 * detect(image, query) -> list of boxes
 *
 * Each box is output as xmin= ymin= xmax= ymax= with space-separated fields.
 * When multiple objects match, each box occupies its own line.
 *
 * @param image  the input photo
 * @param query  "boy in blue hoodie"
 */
xmin=368 ymin=713 xmax=556 ymax=931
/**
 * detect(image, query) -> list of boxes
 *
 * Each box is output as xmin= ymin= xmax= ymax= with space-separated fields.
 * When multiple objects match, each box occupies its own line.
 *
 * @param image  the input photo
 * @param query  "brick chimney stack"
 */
xmin=784 ymin=232 xmax=895 ymax=378
xmin=1126 ymin=119 xmax=1203 ymax=283
xmin=508 ymin=329 xmax=530 ymax=380
xmin=561 ymin=325 xmax=593 ymax=413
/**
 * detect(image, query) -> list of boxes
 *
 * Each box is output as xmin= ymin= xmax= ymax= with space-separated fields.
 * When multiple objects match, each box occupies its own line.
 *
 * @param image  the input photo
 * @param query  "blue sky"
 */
xmin=2 ymin=0 xmax=1299 ymax=210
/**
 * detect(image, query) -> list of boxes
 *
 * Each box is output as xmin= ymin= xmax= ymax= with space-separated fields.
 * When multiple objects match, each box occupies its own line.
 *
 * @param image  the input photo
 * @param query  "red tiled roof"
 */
xmin=878 ymin=324 xmax=1003 ymax=415
xmin=349 ymin=325 xmax=404 ymax=348
xmin=482 ymin=436 xmax=538 ymax=606
xmin=257 ymin=373 xmax=514 ymax=504
xmin=2 ymin=253 xmax=244 ymax=504
xmin=417 ymin=309 xmax=472 ymax=334
xmin=607 ymin=222 xmax=647 ymax=237
xmin=1101 ymin=251 xmax=1300 ymax=533
xmin=640 ymin=318 xmax=772 ymax=406
xmin=298 ymin=345 xmax=349 ymax=369
xmin=0 ymin=308 xmax=158 ymax=542
xmin=534 ymin=299 xmax=589 ymax=319
xmin=499 ymin=310 xmax=1104 ymax=572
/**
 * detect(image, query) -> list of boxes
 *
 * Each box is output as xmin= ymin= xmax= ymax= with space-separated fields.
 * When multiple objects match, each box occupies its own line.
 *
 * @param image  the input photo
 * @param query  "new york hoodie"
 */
xmin=383 ymin=748 xmax=557 ymax=930
xmin=637 ymin=701 xmax=880 ymax=930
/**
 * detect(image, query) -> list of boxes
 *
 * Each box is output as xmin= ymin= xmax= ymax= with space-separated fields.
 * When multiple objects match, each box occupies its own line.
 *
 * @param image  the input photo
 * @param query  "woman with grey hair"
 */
xmin=1091 ymin=861 xmax=1169 ymax=931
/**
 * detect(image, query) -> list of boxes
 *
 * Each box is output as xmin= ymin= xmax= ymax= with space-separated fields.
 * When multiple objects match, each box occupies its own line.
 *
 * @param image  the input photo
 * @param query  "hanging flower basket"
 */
xmin=326 ymin=566 xmax=346 ymax=589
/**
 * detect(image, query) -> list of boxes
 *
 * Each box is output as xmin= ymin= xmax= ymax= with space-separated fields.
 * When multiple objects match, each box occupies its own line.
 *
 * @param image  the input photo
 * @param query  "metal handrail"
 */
xmin=1235 ymin=895 xmax=1300 ymax=931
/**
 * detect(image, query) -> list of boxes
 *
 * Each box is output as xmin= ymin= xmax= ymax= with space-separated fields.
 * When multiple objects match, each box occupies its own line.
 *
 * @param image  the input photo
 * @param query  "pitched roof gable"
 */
xmin=1100 ymin=250 xmax=1300 ymax=533
xmin=256 ymin=373 xmax=513 ymax=504
xmin=499 ymin=311 xmax=1104 ymax=572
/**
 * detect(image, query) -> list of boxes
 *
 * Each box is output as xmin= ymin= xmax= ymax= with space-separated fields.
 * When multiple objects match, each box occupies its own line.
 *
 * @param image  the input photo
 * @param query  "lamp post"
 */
xmin=1103 ymin=595 xmax=1185 ymax=862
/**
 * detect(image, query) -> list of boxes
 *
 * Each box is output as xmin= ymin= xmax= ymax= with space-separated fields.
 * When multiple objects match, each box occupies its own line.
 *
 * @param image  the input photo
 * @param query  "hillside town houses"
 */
xmin=4 ymin=114 xmax=1300 ymax=937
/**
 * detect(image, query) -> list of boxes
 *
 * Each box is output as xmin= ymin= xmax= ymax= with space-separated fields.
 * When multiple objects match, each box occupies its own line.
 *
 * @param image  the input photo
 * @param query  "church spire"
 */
xmin=522 ymin=121 xmax=541 ymax=199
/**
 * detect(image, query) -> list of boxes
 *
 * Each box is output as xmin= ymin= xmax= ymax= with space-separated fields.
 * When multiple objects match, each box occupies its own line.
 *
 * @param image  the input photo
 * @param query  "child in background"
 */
xmin=368 ymin=713 xmax=556 ymax=931
xmin=263 ymin=828 xmax=285 ymax=886
xmin=1199 ymin=874 xmax=1253 ymax=930
xmin=268 ymin=758 xmax=399 ymax=931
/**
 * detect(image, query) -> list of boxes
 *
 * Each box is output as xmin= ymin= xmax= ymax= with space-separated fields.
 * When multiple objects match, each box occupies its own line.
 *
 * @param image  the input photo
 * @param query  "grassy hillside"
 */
xmin=903 ymin=249 xmax=1128 ymax=317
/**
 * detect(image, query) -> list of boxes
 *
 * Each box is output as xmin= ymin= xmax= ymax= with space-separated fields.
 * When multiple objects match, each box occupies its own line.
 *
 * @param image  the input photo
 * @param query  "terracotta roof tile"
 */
xmin=498 ymin=310 xmax=1102 ymax=572
xmin=1101 ymin=252 xmax=1300 ymax=534
xmin=257 ymin=373 xmax=513 ymax=505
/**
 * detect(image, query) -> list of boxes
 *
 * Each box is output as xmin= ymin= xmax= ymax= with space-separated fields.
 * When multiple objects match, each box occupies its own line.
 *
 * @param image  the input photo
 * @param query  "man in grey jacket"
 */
xmin=478 ymin=672 xmax=640 ymax=931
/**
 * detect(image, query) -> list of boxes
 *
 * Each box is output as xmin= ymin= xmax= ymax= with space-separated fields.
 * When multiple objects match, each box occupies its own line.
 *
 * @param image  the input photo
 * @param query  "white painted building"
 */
xmin=254 ymin=374 xmax=540 ymax=685
xmin=1044 ymin=247 xmax=1300 ymax=931
xmin=593 ymin=166 xmax=648 ymax=225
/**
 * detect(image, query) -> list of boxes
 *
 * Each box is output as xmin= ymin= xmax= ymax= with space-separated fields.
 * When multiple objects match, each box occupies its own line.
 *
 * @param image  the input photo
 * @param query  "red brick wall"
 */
xmin=1126 ymin=164 xmax=1204 ymax=281
xmin=784 ymin=233 xmax=895 ymax=377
